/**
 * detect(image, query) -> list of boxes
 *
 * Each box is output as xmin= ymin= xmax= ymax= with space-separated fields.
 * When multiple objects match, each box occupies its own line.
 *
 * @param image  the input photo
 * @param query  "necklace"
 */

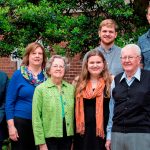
xmin=32 ymin=74 xmax=38 ymax=79
xmin=91 ymin=80 xmax=98 ymax=90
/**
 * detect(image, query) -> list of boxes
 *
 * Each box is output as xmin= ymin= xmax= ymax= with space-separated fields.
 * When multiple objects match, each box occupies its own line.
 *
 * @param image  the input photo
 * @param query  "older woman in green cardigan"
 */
xmin=32 ymin=55 xmax=75 ymax=150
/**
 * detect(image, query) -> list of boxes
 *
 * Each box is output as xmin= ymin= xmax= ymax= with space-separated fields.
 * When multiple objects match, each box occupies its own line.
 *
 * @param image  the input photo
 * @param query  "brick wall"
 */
xmin=64 ymin=53 xmax=82 ymax=83
xmin=0 ymin=57 xmax=17 ymax=78
xmin=0 ymin=55 xmax=82 ymax=82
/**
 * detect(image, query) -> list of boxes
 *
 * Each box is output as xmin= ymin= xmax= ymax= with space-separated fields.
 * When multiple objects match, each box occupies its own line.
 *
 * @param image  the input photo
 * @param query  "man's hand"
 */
xmin=105 ymin=140 xmax=111 ymax=150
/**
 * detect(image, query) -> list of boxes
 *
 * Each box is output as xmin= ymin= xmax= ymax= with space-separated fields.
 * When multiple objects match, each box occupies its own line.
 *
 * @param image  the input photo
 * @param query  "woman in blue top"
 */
xmin=5 ymin=42 xmax=47 ymax=150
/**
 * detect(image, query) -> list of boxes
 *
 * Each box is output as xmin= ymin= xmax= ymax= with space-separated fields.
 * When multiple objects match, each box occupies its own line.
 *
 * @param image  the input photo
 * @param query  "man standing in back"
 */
xmin=73 ymin=19 xmax=123 ymax=86
xmin=96 ymin=19 xmax=123 ymax=76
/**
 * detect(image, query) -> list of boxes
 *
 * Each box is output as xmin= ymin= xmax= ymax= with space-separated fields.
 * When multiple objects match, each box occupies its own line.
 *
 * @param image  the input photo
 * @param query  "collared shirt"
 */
xmin=96 ymin=45 xmax=123 ymax=76
xmin=106 ymin=68 xmax=141 ymax=140
xmin=138 ymin=29 xmax=150 ymax=70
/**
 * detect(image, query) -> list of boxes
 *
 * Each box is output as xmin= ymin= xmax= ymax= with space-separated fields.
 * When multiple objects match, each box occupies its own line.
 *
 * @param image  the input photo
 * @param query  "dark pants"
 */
xmin=46 ymin=137 xmax=72 ymax=150
xmin=45 ymin=119 xmax=72 ymax=150
xmin=11 ymin=117 xmax=36 ymax=150
xmin=0 ymin=115 xmax=8 ymax=150
xmin=0 ymin=141 xmax=2 ymax=150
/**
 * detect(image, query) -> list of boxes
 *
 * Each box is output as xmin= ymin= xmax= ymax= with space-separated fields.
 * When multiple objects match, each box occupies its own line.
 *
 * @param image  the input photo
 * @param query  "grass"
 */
xmin=2 ymin=139 xmax=11 ymax=150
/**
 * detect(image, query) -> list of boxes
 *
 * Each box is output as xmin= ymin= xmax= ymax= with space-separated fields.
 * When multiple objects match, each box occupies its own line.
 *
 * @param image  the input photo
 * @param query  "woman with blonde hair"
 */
xmin=74 ymin=49 xmax=112 ymax=150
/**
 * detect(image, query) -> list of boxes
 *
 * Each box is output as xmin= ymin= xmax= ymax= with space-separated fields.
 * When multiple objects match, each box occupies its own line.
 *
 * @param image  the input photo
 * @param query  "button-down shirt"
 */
xmin=138 ymin=29 xmax=150 ymax=70
xmin=106 ymin=68 xmax=141 ymax=140
xmin=96 ymin=45 xmax=123 ymax=76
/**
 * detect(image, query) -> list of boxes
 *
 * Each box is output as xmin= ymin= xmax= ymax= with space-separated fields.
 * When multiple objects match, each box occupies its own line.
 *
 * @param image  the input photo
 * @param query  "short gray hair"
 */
xmin=46 ymin=55 xmax=68 ymax=76
xmin=121 ymin=44 xmax=141 ymax=56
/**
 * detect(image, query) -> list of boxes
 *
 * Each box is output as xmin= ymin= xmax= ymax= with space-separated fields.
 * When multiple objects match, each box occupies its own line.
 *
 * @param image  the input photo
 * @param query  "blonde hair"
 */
xmin=76 ymin=49 xmax=112 ymax=97
xmin=98 ymin=19 xmax=118 ymax=32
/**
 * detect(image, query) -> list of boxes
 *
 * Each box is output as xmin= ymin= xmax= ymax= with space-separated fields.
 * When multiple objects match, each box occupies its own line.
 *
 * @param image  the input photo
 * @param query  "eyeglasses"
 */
xmin=120 ymin=56 xmax=139 ymax=61
xmin=52 ymin=65 xmax=65 ymax=69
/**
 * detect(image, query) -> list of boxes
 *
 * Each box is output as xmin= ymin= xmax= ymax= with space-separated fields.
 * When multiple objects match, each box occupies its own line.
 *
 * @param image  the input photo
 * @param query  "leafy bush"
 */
xmin=0 ymin=0 xmax=149 ymax=57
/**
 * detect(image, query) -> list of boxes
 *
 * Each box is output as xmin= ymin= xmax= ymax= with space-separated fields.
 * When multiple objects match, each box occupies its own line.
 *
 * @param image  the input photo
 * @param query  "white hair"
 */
xmin=46 ymin=55 xmax=69 ymax=76
xmin=121 ymin=44 xmax=141 ymax=56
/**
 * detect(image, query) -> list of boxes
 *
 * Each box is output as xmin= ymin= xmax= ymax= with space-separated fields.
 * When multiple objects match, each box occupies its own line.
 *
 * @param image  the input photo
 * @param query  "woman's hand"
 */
xmin=7 ymin=119 xmax=19 ymax=141
xmin=39 ymin=144 xmax=48 ymax=150
xmin=8 ymin=125 xmax=19 ymax=141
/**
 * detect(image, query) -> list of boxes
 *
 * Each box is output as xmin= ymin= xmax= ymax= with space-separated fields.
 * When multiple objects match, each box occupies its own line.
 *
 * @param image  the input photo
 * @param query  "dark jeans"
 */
xmin=11 ymin=117 xmax=36 ymax=150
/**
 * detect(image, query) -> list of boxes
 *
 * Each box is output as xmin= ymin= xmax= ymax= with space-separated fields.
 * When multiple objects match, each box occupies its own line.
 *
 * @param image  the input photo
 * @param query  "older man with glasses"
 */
xmin=105 ymin=44 xmax=150 ymax=150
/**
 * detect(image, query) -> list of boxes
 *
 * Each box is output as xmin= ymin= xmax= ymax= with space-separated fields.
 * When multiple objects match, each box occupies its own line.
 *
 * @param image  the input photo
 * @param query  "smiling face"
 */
xmin=49 ymin=58 xmax=65 ymax=80
xmin=28 ymin=47 xmax=43 ymax=67
xmin=99 ymin=25 xmax=117 ymax=46
xmin=121 ymin=47 xmax=141 ymax=76
xmin=87 ymin=55 xmax=104 ymax=78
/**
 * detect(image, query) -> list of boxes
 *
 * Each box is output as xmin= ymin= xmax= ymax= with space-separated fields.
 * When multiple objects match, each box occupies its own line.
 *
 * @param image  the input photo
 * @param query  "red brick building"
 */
xmin=0 ymin=57 xmax=17 ymax=78
xmin=0 ymin=54 xmax=82 ymax=83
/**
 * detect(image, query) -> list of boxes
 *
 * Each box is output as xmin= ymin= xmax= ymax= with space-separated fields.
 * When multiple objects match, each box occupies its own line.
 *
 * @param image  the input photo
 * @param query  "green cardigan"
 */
xmin=32 ymin=78 xmax=75 ymax=145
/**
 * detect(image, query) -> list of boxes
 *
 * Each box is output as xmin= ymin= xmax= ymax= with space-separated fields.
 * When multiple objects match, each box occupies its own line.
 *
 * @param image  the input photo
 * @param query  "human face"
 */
xmin=49 ymin=58 xmax=65 ymax=80
xmin=87 ymin=55 xmax=104 ymax=78
xmin=99 ymin=26 xmax=117 ymax=46
xmin=121 ymin=49 xmax=141 ymax=75
xmin=28 ymin=47 xmax=43 ymax=67
xmin=146 ymin=7 xmax=150 ymax=24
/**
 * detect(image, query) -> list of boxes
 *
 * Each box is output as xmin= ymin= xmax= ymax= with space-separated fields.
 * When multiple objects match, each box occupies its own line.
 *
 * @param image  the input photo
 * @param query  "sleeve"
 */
xmin=0 ymin=73 xmax=9 ymax=122
xmin=137 ymin=37 xmax=144 ymax=67
xmin=32 ymin=85 xmax=45 ymax=145
xmin=106 ymin=79 xmax=115 ymax=140
xmin=4 ymin=73 xmax=9 ymax=103
xmin=5 ymin=71 xmax=20 ymax=120
xmin=0 ymin=103 xmax=5 ymax=123
xmin=137 ymin=37 xmax=141 ymax=47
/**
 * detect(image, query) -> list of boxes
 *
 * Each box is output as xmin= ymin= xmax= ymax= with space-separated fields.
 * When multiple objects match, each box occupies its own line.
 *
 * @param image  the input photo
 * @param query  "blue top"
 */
xmin=96 ymin=45 xmax=123 ymax=76
xmin=106 ymin=68 xmax=141 ymax=140
xmin=5 ymin=69 xmax=45 ymax=120
xmin=138 ymin=29 xmax=150 ymax=70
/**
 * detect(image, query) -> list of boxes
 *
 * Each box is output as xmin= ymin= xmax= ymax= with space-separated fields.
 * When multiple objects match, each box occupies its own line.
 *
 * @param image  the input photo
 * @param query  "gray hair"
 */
xmin=46 ymin=55 xmax=68 ymax=76
xmin=121 ymin=44 xmax=141 ymax=56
